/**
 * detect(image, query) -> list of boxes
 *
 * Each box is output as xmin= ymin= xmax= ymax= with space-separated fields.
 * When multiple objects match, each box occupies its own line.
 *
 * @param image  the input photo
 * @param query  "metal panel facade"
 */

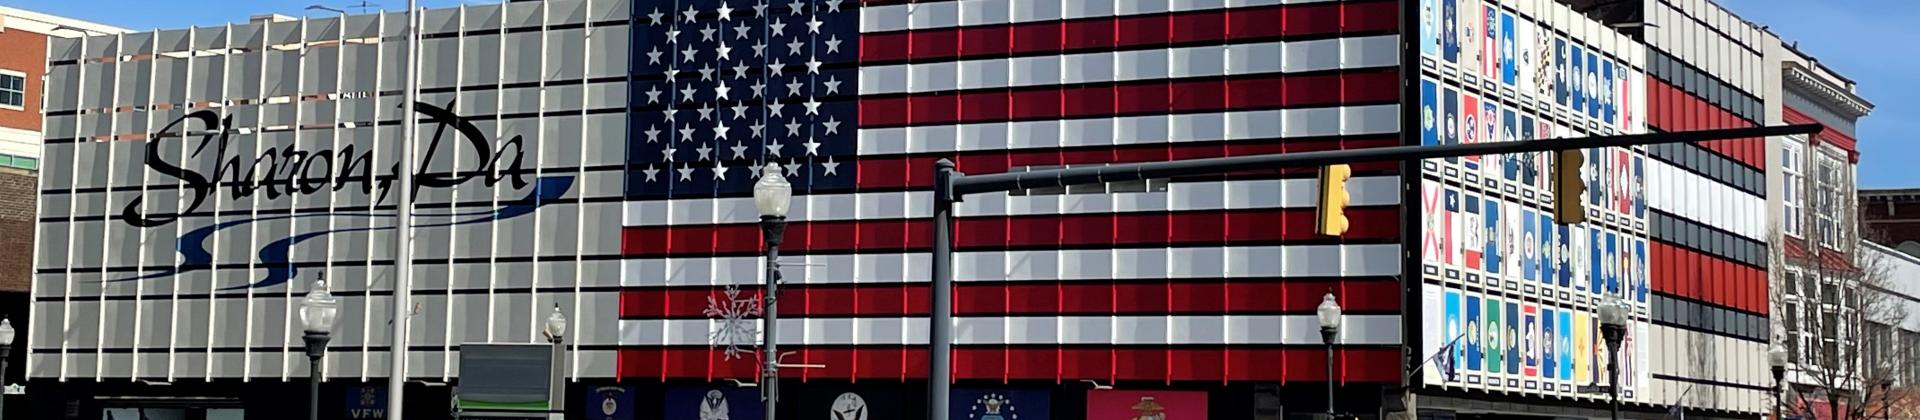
xmin=1416 ymin=0 xmax=1660 ymax=406
xmin=32 ymin=0 xmax=632 ymax=381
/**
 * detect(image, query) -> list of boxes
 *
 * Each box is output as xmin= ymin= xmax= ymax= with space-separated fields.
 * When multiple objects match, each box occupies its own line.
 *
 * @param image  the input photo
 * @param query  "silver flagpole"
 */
xmin=386 ymin=0 xmax=420 ymax=418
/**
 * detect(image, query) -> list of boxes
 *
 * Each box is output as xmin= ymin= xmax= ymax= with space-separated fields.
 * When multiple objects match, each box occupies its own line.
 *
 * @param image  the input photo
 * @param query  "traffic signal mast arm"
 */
xmin=939 ymin=124 xmax=1819 ymax=201
xmin=924 ymin=124 xmax=1819 ymax=419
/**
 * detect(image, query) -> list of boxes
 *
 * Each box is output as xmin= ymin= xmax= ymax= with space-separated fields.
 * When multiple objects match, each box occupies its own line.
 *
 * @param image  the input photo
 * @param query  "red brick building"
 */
xmin=1860 ymin=189 xmax=1920 ymax=255
xmin=0 ymin=7 xmax=123 ymax=418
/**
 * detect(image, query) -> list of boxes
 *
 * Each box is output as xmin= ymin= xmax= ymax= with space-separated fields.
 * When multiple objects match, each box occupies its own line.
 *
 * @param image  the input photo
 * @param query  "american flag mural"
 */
xmin=614 ymin=0 xmax=1409 ymax=382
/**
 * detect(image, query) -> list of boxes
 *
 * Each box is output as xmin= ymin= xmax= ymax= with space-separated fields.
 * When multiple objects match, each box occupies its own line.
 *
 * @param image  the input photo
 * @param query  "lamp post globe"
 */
xmin=0 ymin=318 xmax=15 ymax=347
xmin=755 ymin=163 xmax=793 ymax=218
xmin=544 ymin=304 xmax=569 ymax=344
xmin=299 ymin=279 xmax=339 ymax=420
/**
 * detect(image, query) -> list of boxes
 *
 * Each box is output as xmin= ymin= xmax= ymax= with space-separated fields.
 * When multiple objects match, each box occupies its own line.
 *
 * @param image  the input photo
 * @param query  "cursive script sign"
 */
xmin=106 ymin=102 xmax=571 ymax=289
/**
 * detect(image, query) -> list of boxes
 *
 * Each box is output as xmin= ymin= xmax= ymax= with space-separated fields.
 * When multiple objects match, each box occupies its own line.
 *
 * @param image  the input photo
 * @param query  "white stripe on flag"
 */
xmin=618 ymin=244 xmax=1402 ymax=287
xmin=857 ymin=36 xmax=1400 ymax=95
xmin=619 ymin=314 xmax=1402 ymax=346
xmin=854 ymin=105 xmax=1401 ymax=156
xmin=622 ymin=176 xmax=1403 ymax=226
xmin=858 ymin=0 xmax=1349 ymax=33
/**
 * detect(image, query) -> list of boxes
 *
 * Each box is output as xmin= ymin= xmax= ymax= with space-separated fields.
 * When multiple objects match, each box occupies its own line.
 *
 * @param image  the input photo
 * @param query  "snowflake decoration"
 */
xmin=704 ymin=284 xmax=764 ymax=360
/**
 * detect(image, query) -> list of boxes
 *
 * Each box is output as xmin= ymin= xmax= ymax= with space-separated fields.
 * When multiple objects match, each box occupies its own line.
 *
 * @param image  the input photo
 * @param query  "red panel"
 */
xmin=1060 ymin=348 xmax=1115 ymax=381
xmin=1063 ymin=18 xmax=1117 ymax=50
xmin=959 ymin=89 xmax=1011 ymax=123
xmin=959 ymin=25 xmax=1013 ymax=57
xmin=1059 ymin=281 xmax=1116 ymax=314
xmin=862 ymin=31 xmax=911 ymax=62
xmin=912 ymin=29 xmax=961 ymax=62
xmin=1004 ymin=348 xmax=1060 ymax=380
xmin=1169 ymin=348 xmax=1227 ymax=382
xmin=852 ymin=348 xmax=909 ymax=379
xmin=1283 ymin=2 xmax=1342 ymax=36
xmin=908 ymin=93 xmax=959 ymax=125
xmin=1116 ymin=82 xmax=1173 ymax=114
xmin=1008 ymin=21 xmax=1062 ymax=54
xmin=1114 ymin=14 xmax=1171 ymax=47
xmin=1008 ymin=88 xmax=1062 ymax=120
xmin=1061 ymin=85 xmax=1116 ymax=117
xmin=1169 ymin=11 xmax=1227 ymax=44
xmin=1112 ymin=347 xmax=1171 ymax=381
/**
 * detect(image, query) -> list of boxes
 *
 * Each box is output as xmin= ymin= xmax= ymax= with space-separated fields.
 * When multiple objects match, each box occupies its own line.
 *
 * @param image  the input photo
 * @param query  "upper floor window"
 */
xmin=0 ymin=153 xmax=37 ymax=172
xmin=0 ymin=71 xmax=26 ymax=110
xmin=1781 ymin=137 xmax=1806 ymax=238
xmin=1816 ymin=148 xmax=1849 ymax=248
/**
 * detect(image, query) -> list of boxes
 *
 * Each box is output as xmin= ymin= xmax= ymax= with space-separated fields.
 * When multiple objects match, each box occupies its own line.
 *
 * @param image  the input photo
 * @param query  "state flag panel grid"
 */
xmin=1413 ymin=0 xmax=1663 ymax=405
xmin=615 ymin=0 xmax=1407 ymax=383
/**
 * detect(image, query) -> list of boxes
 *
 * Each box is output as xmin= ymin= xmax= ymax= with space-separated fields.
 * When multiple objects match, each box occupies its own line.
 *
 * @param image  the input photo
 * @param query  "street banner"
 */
xmin=800 ymin=386 xmax=910 ymax=420
xmin=953 ymin=389 xmax=1051 ymax=420
xmin=1087 ymin=390 xmax=1207 ymax=420
xmin=665 ymin=386 xmax=762 ymax=420
xmin=587 ymin=386 xmax=637 ymax=420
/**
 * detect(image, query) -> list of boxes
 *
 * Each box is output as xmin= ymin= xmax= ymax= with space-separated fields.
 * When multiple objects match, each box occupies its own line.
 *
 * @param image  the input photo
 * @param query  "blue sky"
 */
xmin=5 ymin=0 xmax=1914 ymax=186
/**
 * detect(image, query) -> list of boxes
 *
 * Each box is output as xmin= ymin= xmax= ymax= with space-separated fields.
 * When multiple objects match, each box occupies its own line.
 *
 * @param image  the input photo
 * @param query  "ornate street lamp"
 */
xmin=1598 ymin=294 xmax=1630 ymax=420
xmin=0 ymin=317 xmax=15 ymax=419
xmin=300 ymin=278 xmax=341 ymax=420
xmin=1317 ymin=292 xmax=1344 ymax=419
xmin=754 ymin=163 xmax=793 ymax=420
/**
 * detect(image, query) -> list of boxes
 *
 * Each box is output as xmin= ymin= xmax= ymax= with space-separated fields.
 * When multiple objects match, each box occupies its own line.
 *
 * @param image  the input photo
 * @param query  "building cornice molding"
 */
xmin=1783 ymin=63 xmax=1874 ymax=119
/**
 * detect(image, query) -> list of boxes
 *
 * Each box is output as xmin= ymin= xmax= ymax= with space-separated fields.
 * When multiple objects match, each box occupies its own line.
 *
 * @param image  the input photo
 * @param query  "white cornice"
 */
xmin=1783 ymin=63 xmax=1874 ymax=118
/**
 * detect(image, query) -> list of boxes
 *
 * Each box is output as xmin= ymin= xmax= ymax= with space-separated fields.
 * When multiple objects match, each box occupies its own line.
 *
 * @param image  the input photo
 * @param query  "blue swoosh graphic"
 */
xmin=107 ymin=175 xmax=575 ymax=290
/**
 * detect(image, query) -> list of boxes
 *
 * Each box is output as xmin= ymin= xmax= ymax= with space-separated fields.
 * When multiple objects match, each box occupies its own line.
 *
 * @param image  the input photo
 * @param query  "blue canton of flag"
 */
xmin=628 ymin=0 xmax=860 ymax=199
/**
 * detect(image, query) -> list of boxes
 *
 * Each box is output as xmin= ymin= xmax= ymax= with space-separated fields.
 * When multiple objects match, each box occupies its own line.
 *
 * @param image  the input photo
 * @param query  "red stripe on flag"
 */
xmin=616 ymin=346 xmax=1401 ymax=383
xmin=858 ymin=70 xmax=1399 ymax=128
xmin=618 ymin=277 xmax=1400 ymax=318
xmin=620 ymin=207 xmax=1399 ymax=257
xmin=858 ymin=0 xmax=1398 ymax=63
xmin=852 ymin=136 xmax=1403 ymax=190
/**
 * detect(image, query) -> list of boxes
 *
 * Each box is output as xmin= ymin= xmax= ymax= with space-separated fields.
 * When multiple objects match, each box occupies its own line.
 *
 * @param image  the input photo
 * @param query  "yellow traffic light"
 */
xmin=1317 ymin=164 xmax=1353 ymax=236
xmin=1553 ymin=150 xmax=1586 ymax=224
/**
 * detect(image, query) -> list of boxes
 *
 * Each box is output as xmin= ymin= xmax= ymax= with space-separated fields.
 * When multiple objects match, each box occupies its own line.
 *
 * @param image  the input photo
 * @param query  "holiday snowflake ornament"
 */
xmin=704 ymin=284 xmax=764 ymax=360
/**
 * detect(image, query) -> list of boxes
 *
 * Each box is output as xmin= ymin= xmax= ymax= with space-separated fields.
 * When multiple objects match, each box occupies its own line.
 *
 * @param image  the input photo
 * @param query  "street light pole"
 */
xmin=754 ymin=163 xmax=793 ymax=420
xmin=389 ymin=0 xmax=422 ymax=418
xmin=300 ymin=278 xmax=341 ymax=420
xmin=1770 ymin=345 xmax=1788 ymax=420
xmin=0 ymin=318 xmax=15 ymax=420
xmin=543 ymin=305 xmax=568 ymax=418
xmin=1599 ymin=295 xmax=1629 ymax=420
xmin=1317 ymin=293 xmax=1343 ymax=419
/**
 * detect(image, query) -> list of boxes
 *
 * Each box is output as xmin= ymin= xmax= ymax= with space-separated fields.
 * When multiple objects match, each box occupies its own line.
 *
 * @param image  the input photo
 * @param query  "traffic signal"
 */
xmin=1553 ymin=150 xmax=1586 ymax=224
xmin=1316 ymin=164 xmax=1353 ymax=236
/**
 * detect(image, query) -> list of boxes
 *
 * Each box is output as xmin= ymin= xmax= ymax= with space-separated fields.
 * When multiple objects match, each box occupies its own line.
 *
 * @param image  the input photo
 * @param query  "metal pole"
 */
xmin=928 ymin=160 xmax=957 ymax=420
xmin=305 ymin=333 xmax=331 ymax=420
xmin=1 ymin=344 xmax=10 ymax=420
xmin=948 ymin=125 xmax=1820 ymax=197
xmin=762 ymin=217 xmax=787 ymax=420
xmin=388 ymin=0 xmax=420 ymax=418
xmin=1603 ymin=325 xmax=1624 ymax=420
xmin=1323 ymin=327 xmax=1337 ymax=419
xmin=1773 ymin=366 xmax=1785 ymax=420
xmin=550 ymin=335 xmax=565 ymax=419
